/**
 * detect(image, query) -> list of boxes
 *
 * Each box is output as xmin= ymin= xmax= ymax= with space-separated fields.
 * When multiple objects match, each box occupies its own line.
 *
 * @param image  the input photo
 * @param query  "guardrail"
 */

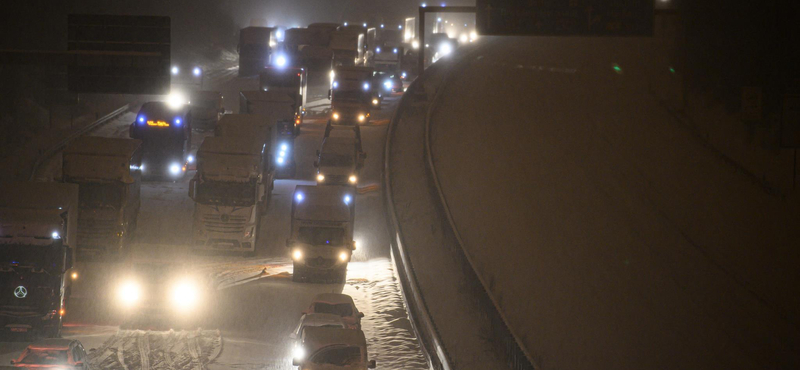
xmin=383 ymin=78 xmax=452 ymax=370
xmin=28 ymin=104 xmax=130 ymax=181
xmin=423 ymin=50 xmax=536 ymax=369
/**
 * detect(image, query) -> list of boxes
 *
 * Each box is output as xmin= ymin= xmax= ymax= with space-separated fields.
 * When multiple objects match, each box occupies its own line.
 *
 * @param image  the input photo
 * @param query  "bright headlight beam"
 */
xmin=169 ymin=163 xmax=182 ymax=175
xmin=293 ymin=249 xmax=303 ymax=260
xmin=118 ymin=281 xmax=141 ymax=305
xmin=171 ymin=280 xmax=199 ymax=310
xmin=317 ymin=174 xmax=325 ymax=182
xmin=339 ymin=251 xmax=348 ymax=261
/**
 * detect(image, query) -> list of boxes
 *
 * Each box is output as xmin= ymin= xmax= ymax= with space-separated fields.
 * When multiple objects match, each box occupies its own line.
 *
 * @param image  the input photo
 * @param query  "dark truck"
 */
xmin=130 ymin=101 xmax=192 ymax=180
xmin=0 ymin=182 xmax=77 ymax=339
xmin=259 ymin=66 xmax=308 ymax=135
xmin=238 ymin=26 xmax=275 ymax=77
xmin=63 ymin=137 xmax=142 ymax=259
xmin=329 ymin=66 xmax=374 ymax=126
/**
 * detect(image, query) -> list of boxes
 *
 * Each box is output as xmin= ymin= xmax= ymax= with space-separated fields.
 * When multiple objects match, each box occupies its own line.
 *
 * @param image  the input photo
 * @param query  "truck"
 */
xmin=238 ymin=26 xmax=276 ymax=77
xmin=0 ymin=181 xmax=78 ymax=338
xmin=190 ymin=117 xmax=275 ymax=255
xmin=331 ymin=26 xmax=365 ymax=67
xmin=63 ymin=137 xmax=142 ymax=259
xmin=259 ymin=66 xmax=307 ymax=135
xmin=188 ymin=90 xmax=225 ymax=131
xmin=287 ymin=185 xmax=355 ymax=283
xmin=329 ymin=66 xmax=374 ymax=126
xmin=129 ymin=101 xmax=192 ymax=180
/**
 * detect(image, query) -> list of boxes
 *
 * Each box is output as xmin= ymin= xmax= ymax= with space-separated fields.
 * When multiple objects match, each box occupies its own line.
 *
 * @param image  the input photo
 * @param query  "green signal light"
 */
xmin=669 ymin=67 xmax=676 ymax=73
xmin=612 ymin=63 xmax=623 ymax=74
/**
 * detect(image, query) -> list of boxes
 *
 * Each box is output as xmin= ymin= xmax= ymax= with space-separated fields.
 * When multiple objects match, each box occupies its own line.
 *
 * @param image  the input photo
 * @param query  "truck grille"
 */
xmin=202 ymin=214 xmax=247 ymax=234
xmin=306 ymin=257 xmax=335 ymax=269
xmin=325 ymin=175 xmax=348 ymax=184
xmin=77 ymin=217 xmax=118 ymax=247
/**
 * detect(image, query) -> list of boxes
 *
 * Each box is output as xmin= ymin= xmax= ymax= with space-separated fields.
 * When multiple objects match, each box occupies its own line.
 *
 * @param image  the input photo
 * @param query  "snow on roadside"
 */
xmin=88 ymin=329 xmax=221 ymax=370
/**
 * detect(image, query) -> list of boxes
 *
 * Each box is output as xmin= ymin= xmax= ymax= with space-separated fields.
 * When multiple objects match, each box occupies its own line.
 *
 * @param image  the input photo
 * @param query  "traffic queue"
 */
xmin=0 ymin=36 xmax=404 ymax=368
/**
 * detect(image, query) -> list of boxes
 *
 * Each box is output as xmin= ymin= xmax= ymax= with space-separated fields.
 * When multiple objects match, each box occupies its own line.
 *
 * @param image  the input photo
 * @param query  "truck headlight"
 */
xmin=358 ymin=114 xmax=365 ymax=122
xmin=348 ymin=175 xmax=357 ymax=183
xmin=317 ymin=174 xmax=325 ymax=182
xmin=169 ymin=163 xmax=182 ymax=175
xmin=339 ymin=251 xmax=349 ymax=262
xmin=171 ymin=280 xmax=199 ymax=311
xmin=244 ymin=227 xmax=254 ymax=239
xmin=332 ymin=112 xmax=340 ymax=120
xmin=372 ymin=98 xmax=379 ymax=105
xmin=293 ymin=345 xmax=305 ymax=360
xmin=118 ymin=280 xmax=141 ymax=306
xmin=293 ymin=249 xmax=303 ymax=260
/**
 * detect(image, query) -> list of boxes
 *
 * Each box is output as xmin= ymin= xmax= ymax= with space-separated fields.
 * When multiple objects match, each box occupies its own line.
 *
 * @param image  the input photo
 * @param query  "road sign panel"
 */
xmin=67 ymin=14 xmax=171 ymax=94
xmin=476 ymin=0 xmax=654 ymax=36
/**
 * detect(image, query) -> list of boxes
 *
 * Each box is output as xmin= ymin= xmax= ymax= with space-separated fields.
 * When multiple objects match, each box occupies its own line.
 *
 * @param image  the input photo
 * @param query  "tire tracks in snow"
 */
xmin=88 ymin=329 xmax=221 ymax=370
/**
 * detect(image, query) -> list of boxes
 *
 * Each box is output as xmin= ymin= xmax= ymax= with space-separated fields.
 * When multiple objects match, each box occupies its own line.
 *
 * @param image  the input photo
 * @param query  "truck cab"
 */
xmin=288 ymin=185 xmax=355 ymax=283
xmin=259 ymin=67 xmax=307 ymax=136
xmin=189 ymin=136 xmax=271 ymax=255
xmin=0 ymin=207 xmax=74 ymax=339
xmin=63 ymin=137 xmax=142 ymax=259
xmin=329 ymin=66 xmax=374 ymax=126
xmin=189 ymin=90 xmax=224 ymax=132
xmin=314 ymin=133 xmax=366 ymax=187
xmin=129 ymin=101 xmax=192 ymax=180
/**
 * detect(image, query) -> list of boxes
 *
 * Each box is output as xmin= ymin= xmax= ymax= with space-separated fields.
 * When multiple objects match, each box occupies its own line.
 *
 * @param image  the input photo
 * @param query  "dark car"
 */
xmin=11 ymin=339 xmax=90 ymax=369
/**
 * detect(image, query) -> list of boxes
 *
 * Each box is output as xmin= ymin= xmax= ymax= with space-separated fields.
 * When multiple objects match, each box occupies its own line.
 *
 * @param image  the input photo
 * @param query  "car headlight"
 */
xmin=118 ymin=280 xmax=141 ymax=306
xmin=358 ymin=114 xmax=365 ymax=122
xmin=317 ymin=174 xmax=325 ymax=182
xmin=171 ymin=280 xmax=200 ymax=311
xmin=348 ymin=175 xmax=357 ymax=183
xmin=372 ymin=98 xmax=379 ymax=105
xmin=332 ymin=112 xmax=340 ymax=120
xmin=339 ymin=251 xmax=349 ymax=262
xmin=169 ymin=163 xmax=182 ymax=175
xmin=293 ymin=345 xmax=305 ymax=360
xmin=293 ymin=249 xmax=303 ymax=260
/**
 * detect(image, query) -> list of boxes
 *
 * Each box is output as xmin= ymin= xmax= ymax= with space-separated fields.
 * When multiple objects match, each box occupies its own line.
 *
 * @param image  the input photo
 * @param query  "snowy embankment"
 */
xmin=427 ymin=36 xmax=800 ymax=369
xmin=386 ymin=53 xmax=514 ymax=368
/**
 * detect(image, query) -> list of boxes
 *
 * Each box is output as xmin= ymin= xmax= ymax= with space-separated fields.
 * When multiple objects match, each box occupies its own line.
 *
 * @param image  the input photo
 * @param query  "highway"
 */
xmin=0 ymin=73 xmax=427 ymax=369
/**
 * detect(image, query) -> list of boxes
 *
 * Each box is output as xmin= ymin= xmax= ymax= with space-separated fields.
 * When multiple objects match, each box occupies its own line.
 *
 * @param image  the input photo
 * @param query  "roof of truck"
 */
xmin=0 ymin=182 xmax=79 ymax=210
xmin=215 ymin=114 xmax=273 ymax=141
xmin=190 ymin=90 xmax=223 ymax=100
xmin=64 ymin=136 xmax=141 ymax=157
xmin=199 ymin=136 xmax=264 ymax=156
xmin=293 ymin=185 xmax=353 ymax=222
xmin=240 ymin=90 xmax=295 ymax=103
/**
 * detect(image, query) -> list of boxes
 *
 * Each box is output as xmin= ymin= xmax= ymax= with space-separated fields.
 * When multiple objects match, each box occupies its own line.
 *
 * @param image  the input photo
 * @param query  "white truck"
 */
xmin=0 ymin=181 xmax=78 ymax=338
xmin=239 ymin=91 xmax=298 ymax=177
xmin=287 ymin=185 xmax=355 ymax=283
xmin=315 ymin=131 xmax=365 ymax=187
xmin=63 ymin=136 xmax=142 ymax=258
xmin=190 ymin=115 xmax=275 ymax=255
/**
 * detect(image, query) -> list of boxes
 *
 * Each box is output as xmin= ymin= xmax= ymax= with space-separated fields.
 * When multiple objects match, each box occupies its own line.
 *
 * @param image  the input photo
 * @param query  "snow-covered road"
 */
xmin=0 ymin=70 xmax=426 ymax=369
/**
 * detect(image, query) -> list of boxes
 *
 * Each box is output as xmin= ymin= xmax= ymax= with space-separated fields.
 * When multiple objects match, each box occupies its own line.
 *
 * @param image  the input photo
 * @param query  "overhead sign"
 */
xmin=476 ymin=0 xmax=654 ymax=36
xmin=67 ymin=14 xmax=171 ymax=94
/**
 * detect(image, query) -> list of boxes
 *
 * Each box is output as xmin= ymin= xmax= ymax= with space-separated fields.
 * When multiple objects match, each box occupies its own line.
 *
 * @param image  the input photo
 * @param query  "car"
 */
xmin=293 ymin=327 xmax=376 ymax=369
xmin=10 ymin=339 xmax=90 ymax=369
xmin=304 ymin=293 xmax=363 ymax=329
xmin=315 ymin=135 xmax=365 ymax=187
xmin=290 ymin=313 xmax=348 ymax=359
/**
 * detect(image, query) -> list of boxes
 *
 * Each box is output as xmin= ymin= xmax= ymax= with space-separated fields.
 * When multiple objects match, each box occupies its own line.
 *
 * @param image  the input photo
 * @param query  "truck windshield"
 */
xmin=262 ymin=71 xmax=301 ymax=88
xmin=298 ymin=227 xmax=344 ymax=246
xmin=79 ymin=183 xmax=123 ymax=209
xmin=195 ymin=180 xmax=255 ymax=206
xmin=309 ymin=345 xmax=361 ymax=366
xmin=320 ymin=153 xmax=353 ymax=167
xmin=0 ymin=244 xmax=64 ymax=274
xmin=332 ymin=90 xmax=368 ymax=102
xmin=192 ymin=99 xmax=218 ymax=109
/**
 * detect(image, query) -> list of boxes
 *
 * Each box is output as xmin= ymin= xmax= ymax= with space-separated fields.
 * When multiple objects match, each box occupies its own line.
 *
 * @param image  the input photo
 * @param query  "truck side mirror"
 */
xmin=368 ymin=360 xmax=377 ymax=369
xmin=188 ymin=178 xmax=197 ymax=199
